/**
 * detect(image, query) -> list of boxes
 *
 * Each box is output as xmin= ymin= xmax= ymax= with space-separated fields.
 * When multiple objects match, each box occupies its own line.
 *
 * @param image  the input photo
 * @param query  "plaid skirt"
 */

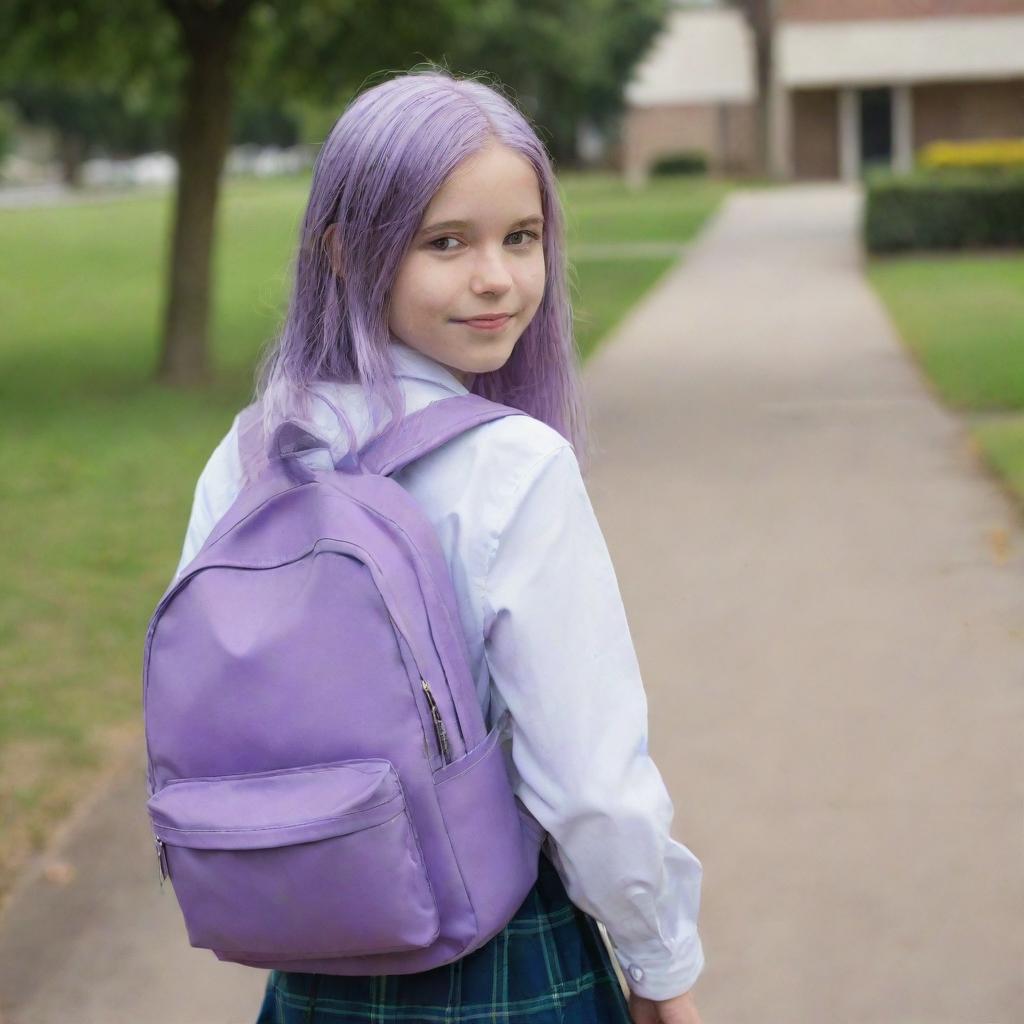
xmin=254 ymin=848 xmax=632 ymax=1023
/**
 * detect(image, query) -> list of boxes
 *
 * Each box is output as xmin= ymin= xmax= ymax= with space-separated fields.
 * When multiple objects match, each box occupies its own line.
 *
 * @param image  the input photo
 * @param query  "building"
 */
xmin=621 ymin=0 xmax=1024 ymax=182
xmin=622 ymin=2 xmax=758 ymax=182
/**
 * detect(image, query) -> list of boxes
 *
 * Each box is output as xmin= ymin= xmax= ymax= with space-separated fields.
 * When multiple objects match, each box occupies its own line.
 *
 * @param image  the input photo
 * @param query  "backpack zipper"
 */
xmin=146 ymin=551 xmax=461 ymax=794
xmin=421 ymin=679 xmax=451 ymax=765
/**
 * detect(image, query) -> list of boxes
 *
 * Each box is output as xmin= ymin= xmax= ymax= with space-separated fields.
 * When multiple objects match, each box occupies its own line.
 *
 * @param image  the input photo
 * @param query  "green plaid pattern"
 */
xmin=254 ymin=849 xmax=632 ymax=1022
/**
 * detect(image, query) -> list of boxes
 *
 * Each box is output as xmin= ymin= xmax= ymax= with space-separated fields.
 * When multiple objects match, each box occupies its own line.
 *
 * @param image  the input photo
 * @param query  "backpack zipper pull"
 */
xmin=154 ymin=836 xmax=169 ymax=889
xmin=421 ymin=679 xmax=451 ymax=764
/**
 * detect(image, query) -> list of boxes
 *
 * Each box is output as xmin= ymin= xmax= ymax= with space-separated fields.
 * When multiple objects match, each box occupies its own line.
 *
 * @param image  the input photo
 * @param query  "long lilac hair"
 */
xmin=248 ymin=64 xmax=593 ymax=480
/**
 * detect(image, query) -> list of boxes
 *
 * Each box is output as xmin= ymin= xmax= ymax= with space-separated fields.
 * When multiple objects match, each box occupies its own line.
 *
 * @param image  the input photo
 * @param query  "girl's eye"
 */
xmin=507 ymin=229 xmax=540 ymax=246
xmin=427 ymin=230 xmax=540 ymax=252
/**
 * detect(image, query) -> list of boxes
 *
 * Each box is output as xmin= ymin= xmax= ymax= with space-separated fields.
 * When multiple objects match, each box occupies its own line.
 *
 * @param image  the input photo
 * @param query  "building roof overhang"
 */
xmin=780 ymin=14 xmax=1024 ymax=88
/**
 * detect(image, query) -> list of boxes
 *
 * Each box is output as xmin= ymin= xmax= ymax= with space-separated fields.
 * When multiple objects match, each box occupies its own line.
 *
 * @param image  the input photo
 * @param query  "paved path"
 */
xmin=2 ymin=182 xmax=1022 ymax=1023
xmin=0 ymin=183 xmax=168 ymax=208
xmin=581 ymin=183 xmax=1024 ymax=1022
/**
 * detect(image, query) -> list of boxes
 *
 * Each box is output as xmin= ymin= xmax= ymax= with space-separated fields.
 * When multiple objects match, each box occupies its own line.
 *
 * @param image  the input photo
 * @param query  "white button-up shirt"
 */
xmin=173 ymin=340 xmax=706 ymax=1000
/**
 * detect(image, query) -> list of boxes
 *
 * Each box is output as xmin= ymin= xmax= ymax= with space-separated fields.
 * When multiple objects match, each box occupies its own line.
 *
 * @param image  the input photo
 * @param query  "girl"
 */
xmin=173 ymin=66 xmax=706 ymax=1024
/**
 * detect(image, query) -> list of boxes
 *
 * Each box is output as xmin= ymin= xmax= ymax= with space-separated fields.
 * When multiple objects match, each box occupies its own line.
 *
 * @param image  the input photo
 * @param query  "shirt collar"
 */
xmin=388 ymin=339 xmax=472 ymax=395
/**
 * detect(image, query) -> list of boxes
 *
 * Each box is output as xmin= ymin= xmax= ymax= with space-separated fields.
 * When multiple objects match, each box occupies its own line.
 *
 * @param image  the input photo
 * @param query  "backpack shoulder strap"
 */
xmin=236 ymin=401 xmax=337 ymax=488
xmin=358 ymin=394 xmax=527 ymax=477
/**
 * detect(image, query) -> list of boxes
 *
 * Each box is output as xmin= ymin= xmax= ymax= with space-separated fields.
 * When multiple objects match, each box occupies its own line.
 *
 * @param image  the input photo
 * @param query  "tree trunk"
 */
xmin=754 ymin=33 xmax=772 ymax=178
xmin=56 ymin=132 xmax=86 ymax=188
xmin=155 ymin=13 xmax=242 ymax=387
xmin=743 ymin=0 xmax=775 ymax=179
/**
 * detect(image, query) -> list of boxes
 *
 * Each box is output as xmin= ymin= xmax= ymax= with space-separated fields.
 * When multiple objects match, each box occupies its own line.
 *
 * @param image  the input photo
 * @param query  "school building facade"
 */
xmin=620 ymin=0 xmax=1024 ymax=182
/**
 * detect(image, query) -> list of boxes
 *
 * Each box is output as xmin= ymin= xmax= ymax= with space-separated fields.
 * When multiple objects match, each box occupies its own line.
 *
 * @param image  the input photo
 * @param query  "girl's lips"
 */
xmin=457 ymin=314 xmax=512 ymax=331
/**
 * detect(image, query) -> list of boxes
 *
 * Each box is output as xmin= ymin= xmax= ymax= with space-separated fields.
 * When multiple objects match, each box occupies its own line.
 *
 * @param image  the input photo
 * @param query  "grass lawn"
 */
xmin=0 ymin=168 xmax=733 ymax=905
xmin=866 ymin=252 xmax=1024 ymax=505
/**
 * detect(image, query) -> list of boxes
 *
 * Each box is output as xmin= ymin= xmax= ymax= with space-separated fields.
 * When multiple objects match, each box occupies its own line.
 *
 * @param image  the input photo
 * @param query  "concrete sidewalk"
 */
xmin=2 ymin=182 xmax=1021 ymax=1022
xmin=582 ymin=182 xmax=1024 ymax=1022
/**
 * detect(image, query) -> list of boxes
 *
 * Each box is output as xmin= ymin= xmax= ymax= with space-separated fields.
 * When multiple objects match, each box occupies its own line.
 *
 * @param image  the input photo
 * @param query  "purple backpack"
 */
xmin=143 ymin=392 xmax=548 ymax=975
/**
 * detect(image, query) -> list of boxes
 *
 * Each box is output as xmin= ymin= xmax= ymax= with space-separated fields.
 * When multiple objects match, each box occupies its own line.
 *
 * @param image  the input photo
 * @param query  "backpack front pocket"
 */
xmin=147 ymin=758 xmax=440 ymax=959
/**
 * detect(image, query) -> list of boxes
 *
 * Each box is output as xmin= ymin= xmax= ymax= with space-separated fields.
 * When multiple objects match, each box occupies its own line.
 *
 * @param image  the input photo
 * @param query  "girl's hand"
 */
xmin=627 ymin=987 xmax=704 ymax=1024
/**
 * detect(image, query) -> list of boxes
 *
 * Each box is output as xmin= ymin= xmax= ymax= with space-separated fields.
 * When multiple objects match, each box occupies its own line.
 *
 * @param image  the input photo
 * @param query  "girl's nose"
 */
xmin=470 ymin=248 xmax=514 ymax=294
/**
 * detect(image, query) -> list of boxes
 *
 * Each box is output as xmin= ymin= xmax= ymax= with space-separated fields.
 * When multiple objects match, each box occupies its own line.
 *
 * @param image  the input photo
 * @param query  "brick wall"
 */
xmin=781 ymin=0 xmax=1024 ymax=21
xmin=791 ymin=89 xmax=839 ymax=179
xmin=620 ymin=102 xmax=757 ymax=179
xmin=913 ymin=78 xmax=1024 ymax=146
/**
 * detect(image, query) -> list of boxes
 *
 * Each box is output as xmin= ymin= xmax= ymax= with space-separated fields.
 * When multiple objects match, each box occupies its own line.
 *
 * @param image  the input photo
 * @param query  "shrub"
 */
xmin=650 ymin=150 xmax=708 ymax=176
xmin=919 ymin=137 xmax=1024 ymax=173
xmin=864 ymin=167 xmax=1024 ymax=252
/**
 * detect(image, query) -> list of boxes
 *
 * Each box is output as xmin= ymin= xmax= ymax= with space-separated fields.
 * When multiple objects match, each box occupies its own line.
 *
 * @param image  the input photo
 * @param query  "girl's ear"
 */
xmin=322 ymin=223 xmax=345 ymax=281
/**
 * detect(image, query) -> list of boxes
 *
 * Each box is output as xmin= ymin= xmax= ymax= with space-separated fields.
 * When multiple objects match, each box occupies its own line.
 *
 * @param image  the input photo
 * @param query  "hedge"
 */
xmin=863 ymin=168 xmax=1024 ymax=252
xmin=650 ymin=150 xmax=708 ymax=176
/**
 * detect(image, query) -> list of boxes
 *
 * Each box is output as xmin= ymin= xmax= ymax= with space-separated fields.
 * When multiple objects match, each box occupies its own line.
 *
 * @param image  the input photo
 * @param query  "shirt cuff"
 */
xmin=607 ymin=930 xmax=706 ymax=1001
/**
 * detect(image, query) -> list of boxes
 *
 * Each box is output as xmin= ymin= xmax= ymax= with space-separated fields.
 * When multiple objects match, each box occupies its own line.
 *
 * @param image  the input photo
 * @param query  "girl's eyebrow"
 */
xmin=418 ymin=214 xmax=544 ymax=236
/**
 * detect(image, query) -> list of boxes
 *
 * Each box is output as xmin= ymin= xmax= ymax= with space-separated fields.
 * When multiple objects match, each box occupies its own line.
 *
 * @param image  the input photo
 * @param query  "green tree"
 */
xmin=3 ymin=83 xmax=176 ymax=185
xmin=1 ymin=0 xmax=471 ymax=386
xmin=1 ymin=0 xmax=669 ymax=385
xmin=440 ymin=0 xmax=670 ymax=167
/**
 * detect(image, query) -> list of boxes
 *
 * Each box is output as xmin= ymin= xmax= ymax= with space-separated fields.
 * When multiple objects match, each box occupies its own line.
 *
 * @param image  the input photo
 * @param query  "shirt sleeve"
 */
xmin=172 ymin=416 xmax=245 ymax=583
xmin=481 ymin=444 xmax=706 ymax=1001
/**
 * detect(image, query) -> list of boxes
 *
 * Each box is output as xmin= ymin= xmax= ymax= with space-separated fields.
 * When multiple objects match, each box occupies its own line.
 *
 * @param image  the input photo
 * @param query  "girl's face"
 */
xmin=387 ymin=141 xmax=546 ymax=387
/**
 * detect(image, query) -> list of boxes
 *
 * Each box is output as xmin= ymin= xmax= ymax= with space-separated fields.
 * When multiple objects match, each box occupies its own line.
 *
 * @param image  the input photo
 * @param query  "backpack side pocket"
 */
xmin=433 ymin=715 xmax=543 ymax=952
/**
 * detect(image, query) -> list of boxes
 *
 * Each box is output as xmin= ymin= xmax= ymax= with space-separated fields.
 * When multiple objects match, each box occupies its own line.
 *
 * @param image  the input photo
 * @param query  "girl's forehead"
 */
xmin=424 ymin=152 xmax=541 ymax=220
xmin=436 ymin=145 xmax=538 ymax=194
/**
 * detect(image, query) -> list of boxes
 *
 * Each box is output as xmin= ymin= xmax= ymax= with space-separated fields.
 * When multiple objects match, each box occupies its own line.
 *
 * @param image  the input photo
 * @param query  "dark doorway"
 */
xmin=859 ymin=87 xmax=892 ymax=172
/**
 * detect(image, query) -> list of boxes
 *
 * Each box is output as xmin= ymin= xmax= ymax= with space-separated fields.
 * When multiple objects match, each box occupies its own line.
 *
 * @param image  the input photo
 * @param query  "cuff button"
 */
xmin=628 ymin=965 xmax=644 ymax=981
